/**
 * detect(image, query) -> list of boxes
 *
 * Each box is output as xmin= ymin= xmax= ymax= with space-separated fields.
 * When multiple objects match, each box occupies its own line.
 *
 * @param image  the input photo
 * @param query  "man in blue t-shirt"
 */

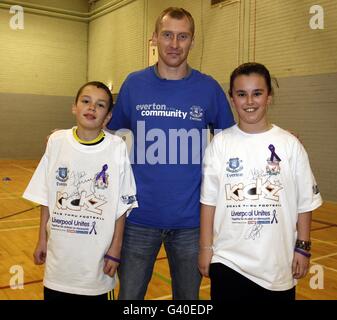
xmin=108 ymin=7 xmax=235 ymax=300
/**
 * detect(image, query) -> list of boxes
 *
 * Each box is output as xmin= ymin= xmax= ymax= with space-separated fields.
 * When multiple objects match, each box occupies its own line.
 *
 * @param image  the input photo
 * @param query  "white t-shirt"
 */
xmin=201 ymin=124 xmax=322 ymax=291
xmin=23 ymin=128 xmax=138 ymax=295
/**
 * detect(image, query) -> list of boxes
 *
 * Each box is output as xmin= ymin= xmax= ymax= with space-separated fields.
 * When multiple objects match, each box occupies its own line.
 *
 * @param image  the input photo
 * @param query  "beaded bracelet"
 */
xmin=295 ymin=239 xmax=311 ymax=251
xmin=294 ymin=247 xmax=311 ymax=258
xmin=104 ymin=254 xmax=121 ymax=263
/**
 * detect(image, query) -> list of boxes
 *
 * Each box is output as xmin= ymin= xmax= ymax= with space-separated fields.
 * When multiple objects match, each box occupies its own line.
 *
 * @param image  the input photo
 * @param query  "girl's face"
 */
xmin=230 ymin=73 xmax=272 ymax=133
xmin=72 ymin=85 xmax=111 ymax=131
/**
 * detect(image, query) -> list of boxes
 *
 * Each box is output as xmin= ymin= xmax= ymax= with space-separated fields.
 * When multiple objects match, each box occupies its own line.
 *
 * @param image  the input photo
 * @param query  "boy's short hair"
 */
xmin=75 ymin=81 xmax=114 ymax=112
xmin=155 ymin=7 xmax=195 ymax=36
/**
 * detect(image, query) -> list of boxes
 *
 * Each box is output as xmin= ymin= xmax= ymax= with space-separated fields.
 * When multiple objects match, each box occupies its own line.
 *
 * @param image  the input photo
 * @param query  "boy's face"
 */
xmin=152 ymin=15 xmax=194 ymax=69
xmin=72 ymin=85 xmax=111 ymax=131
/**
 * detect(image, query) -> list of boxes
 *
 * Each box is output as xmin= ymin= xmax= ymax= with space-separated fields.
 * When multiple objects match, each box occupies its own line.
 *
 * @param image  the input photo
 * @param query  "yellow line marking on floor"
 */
xmin=317 ymin=265 xmax=337 ymax=273
xmin=0 ymin=217 xmax=39 ymax=223
xmin=311 ymin=252 xmax=337 ymax=262
xmin=10 ymin=164 xmax=35 ymax=173
xmin=0 ymin=225 xmax=39 ymax=232
xmin=311 ymin=237 xmax=337 ymax=247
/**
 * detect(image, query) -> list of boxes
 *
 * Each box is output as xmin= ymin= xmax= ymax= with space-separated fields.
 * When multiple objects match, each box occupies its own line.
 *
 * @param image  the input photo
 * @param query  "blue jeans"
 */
xmin=118 ymin=221 xmax=202 ymax=300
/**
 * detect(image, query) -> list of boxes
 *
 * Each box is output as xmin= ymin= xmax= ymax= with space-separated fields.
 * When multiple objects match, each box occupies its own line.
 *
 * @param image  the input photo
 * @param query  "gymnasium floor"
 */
xmin=0 ymin=159 xmax=336 ymax=300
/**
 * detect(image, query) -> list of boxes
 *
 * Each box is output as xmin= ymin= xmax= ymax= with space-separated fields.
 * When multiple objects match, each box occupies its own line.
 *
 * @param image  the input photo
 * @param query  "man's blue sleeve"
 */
xmin=107 ymin=81 xmax=131 ymax=130
xmin=208 ymin=82 xmax=235 ymax=132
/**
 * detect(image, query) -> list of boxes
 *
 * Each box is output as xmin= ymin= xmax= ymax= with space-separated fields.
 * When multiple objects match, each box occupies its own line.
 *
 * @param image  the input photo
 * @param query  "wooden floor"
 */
xmin=0 ymin=159 xmax=336 ymax=300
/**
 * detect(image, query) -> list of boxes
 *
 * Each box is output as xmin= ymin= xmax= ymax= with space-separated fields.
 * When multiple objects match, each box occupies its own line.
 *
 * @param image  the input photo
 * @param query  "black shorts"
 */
xmin=43 ymin=286 xmax=114 ymax=301
xmin=209 ymin=263 xmax=296 ymax=301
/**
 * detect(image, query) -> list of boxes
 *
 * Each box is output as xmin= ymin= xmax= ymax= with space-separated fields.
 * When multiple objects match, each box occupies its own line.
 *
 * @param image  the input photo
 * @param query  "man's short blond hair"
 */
xmin=155 ymin=7 xmax=195 ymax=36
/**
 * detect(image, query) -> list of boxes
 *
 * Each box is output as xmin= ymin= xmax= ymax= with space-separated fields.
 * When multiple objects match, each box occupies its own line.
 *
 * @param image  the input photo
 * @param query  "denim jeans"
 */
xmin=118 ymin=220 xmax=202 ymax=300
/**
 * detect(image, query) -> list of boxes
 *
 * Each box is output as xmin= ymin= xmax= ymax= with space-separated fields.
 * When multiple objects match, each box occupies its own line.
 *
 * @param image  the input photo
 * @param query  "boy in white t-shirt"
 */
xmin=199 ymin=63 xmax=322 ymax=300
xmin=23 ymin=81 xmax=138 ymax=300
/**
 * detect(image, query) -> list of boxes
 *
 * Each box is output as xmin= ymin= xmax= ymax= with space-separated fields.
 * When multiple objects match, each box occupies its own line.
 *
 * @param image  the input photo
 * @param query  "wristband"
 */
xmin=294 ymin=247 xmax=311 ymax=258
xmin=104 ymin=254 xmax=121 ymax=263
xmin=200 ymin=246 xmax=213 ymax=250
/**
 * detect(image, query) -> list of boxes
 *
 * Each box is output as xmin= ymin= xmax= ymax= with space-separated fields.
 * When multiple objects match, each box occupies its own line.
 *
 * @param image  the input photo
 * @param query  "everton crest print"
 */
xmin=226 ymin=157 xmax=243 ymax=173
xmin=189 ymin=105 xmax=203 ymax=121
xmin=56 ymin=167 xmax=69 ymax=186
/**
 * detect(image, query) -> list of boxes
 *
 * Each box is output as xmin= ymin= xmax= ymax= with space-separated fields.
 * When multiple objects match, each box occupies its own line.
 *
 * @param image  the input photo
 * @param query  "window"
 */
xmin=211 ymin=0 xmax=228 ymax=5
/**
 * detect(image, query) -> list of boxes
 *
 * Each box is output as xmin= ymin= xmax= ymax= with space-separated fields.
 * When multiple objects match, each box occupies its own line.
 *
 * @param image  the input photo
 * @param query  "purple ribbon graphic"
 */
xmin=96 ymin=164 xmax=108 ymax=183
xmin=89 ymin=221 xmax=97 ymax=235
xmin=268 ymin=144 xmax=281 ymax=162
xmin=271 ymin=210 xmax=278 ymax=224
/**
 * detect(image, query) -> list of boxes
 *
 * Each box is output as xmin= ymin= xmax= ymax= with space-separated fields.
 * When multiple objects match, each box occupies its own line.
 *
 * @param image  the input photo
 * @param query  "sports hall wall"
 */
xmin=0 ymin=0 xmax=336 ymax=201
xmin=0 ymin=0 xmax=88 ymax=158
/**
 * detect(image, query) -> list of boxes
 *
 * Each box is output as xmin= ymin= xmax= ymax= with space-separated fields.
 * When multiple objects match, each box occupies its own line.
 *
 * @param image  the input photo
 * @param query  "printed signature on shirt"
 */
xmin=245 ymin=224 xmax=263 ymax=240
xmin=70 ymin=171 xmax=92 ymax=189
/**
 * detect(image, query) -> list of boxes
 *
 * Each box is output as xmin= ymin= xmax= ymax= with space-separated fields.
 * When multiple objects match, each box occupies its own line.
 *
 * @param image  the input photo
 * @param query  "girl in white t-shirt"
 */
xmin=23 ymin=81 xmax=138 ymax=300
xmin=199 ymin=63 xmax=322 ymax=300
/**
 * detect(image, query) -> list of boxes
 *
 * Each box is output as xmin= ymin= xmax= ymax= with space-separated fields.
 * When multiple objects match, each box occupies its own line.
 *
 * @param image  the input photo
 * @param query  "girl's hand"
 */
xmin=198 ymin=248 xmax=213 ymax=277
xmin=292 ymin=251 xmax=310 ymax=279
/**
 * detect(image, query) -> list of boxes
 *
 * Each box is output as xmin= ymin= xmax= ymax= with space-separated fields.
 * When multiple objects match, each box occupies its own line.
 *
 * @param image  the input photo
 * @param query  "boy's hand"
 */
xmin=33 ymin=241 xmax=47 ymax=265
xmin=103 ymin=256 xmax=119 ymax=277
xmin=198 ymin=248 xmax=213 ymax=277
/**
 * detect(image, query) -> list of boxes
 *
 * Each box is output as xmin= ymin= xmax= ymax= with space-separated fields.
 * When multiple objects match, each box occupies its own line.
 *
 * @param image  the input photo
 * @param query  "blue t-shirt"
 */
xmin=108 ymin=66 xmax=235 ymax=228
